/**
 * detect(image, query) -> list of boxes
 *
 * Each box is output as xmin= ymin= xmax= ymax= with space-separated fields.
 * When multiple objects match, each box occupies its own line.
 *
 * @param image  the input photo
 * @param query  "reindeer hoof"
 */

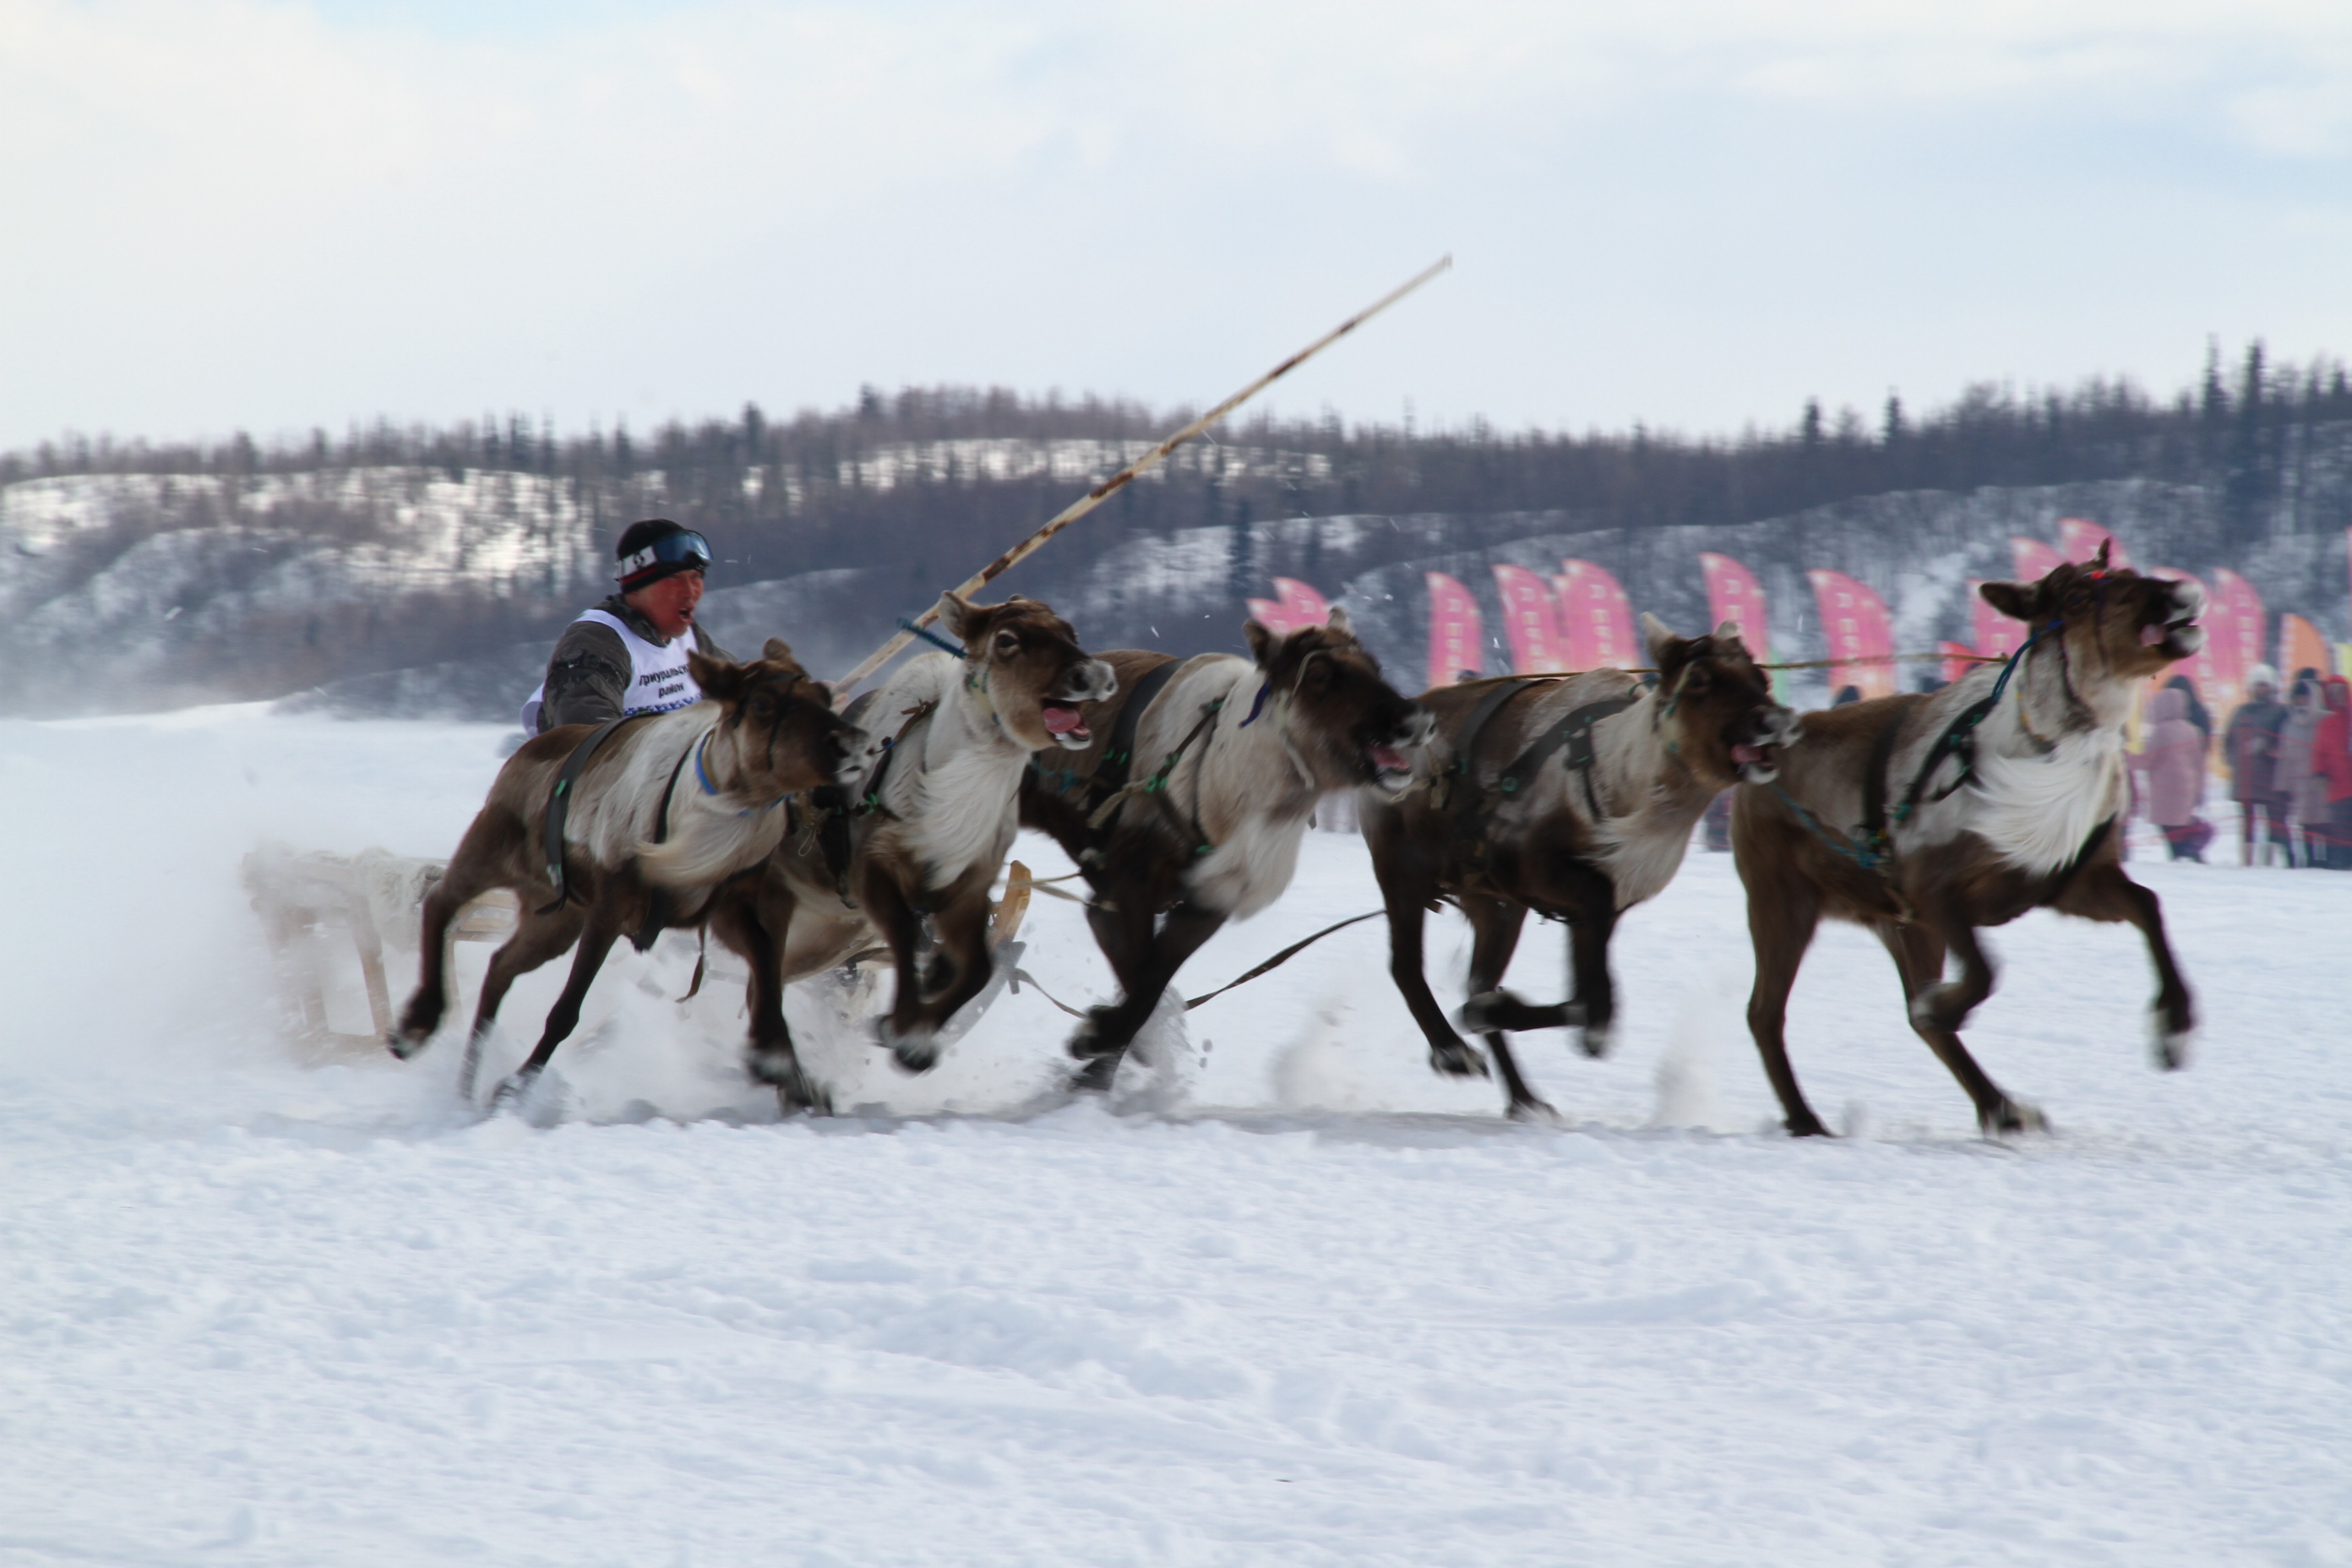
xmin=1982 ymin=1099 xmax=2048 ymax=1137
xmin=1068 ymin=1051 xmax=1122 ymax=1094
xmin=487 ymin=1071 xmax=536 ymax=1115
xmin=385 ymin=1030 xmax=427 ymax=1062
xmin=887 ymin=1026 xmax=941 ymax=1074
xmin=1506 ymin=1098 xmax=1562 ymax=1124
xmin=749 ymin=1047 xmax=832 ymax=1113
xmin=1577 ymin=1020 xmax=1615 ymax=1060
xmin=1429 ymin=1041 xmax=1490 ymax=1079
xmin=1785 ymin=1113 xmax=1835 ymax=1138
xmin=2150 ymin=1015 xmax=2195 ymax=1072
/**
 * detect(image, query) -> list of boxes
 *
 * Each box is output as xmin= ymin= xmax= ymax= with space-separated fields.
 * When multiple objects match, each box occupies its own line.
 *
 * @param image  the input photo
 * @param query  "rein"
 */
xmin=1010 ymin=909 xmax=1385 ymax=1019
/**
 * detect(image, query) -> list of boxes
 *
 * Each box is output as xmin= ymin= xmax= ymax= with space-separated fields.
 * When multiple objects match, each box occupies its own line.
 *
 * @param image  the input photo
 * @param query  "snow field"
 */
xmin=2 ymin=709 xmax=2349 ymax=1566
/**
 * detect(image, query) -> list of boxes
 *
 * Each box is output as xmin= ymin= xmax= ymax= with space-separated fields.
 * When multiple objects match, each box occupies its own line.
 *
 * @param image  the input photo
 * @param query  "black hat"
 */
xmin=614 ymin=519 xmax=710 ymax=590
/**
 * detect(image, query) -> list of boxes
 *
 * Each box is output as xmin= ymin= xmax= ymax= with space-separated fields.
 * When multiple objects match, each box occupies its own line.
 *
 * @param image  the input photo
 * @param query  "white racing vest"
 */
xmin=520 ymin=608 xmax=706 ymax=732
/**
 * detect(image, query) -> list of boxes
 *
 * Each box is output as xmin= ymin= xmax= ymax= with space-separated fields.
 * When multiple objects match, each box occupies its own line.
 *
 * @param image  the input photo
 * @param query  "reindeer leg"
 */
xmin=1070 ymin=902 xmax=1225 ymax=1093
xmin=859 ymin=870 xmax=936 ymax=1068
xmin=894 ymin=893 xmax=994 ymax=1074
xmin=1365 ymin=826 xmax=1486 ymax=1080
xmin=1912 ymin=885 xmax=1999 ymax=1035
xmin=456 ymin=906 xmax=583 ymax=1100
xmin=715 ymin=894 xmax=830 ymax=1115
xmin=2053 ymin=860 xmax=2195 ymax=1070
xmin=489 ymin=904 xmax=623 ymax=1112
xmin=1457 ymin=896 xmax=1551 ymax=1120
xmin=1876 ymin=921 xmax=2043 ymax=1137
xmin=1744 ymin=873 xmax=1830 ymax=1137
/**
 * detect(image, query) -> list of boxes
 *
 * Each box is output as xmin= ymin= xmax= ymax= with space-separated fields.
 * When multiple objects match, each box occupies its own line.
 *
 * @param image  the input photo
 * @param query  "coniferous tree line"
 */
xmin=3 ymin=340 xmax=2347 ymax=710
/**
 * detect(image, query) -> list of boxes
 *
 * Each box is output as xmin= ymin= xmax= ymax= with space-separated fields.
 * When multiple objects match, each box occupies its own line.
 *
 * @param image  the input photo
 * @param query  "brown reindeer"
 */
xmin=1731 ymin=548 xmax=2204 ymax=1136
xmin=1019 ymin=609 xmax=1435 ymax=1092
xmin=745 ymin=592 xmax=1116 ymax=1072
xmin=1364 ymin=617 xmax=1796 ymax=1119
xmin=390 ymin=640 xmax=869 ymax=1113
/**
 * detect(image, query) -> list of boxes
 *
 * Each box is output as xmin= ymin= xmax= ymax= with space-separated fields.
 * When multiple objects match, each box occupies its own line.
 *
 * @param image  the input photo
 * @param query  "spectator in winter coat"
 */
xmin=2225 ymin=664 xmax=2291 ymax=866
xmin=2278 ymin=674 xmax=2327 ymax=866
xmin=2132 ymin=687 xmax=2212 ymax=861
xmin=2313 ymin=675 xmax=2352 ymax=870
xmin=2164 ymin=674 xmax=2213 ymax=757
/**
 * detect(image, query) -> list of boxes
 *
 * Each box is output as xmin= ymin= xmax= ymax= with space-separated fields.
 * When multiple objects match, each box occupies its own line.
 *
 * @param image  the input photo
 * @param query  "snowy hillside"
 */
xmin=3 ymin=706 xmax=2349 ymax=1565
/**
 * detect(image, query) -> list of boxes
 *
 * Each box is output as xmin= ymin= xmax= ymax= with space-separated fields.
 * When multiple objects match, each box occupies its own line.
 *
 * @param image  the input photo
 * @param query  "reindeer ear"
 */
xmin=760 ymin=636 xmax=800 ymax=670
xmin=1244 ymin=619 xmax=1281 ymax=667
xmin=2093 ymin=540 xmax=2112 ymax=570
xmin=1639 ymin=611 xmax=1682 ymax=674
xmin=1326 ymin=605 xmax=1354 ymax=638
xmin=690 ymin=649 xmax=743 ymax=702
xmin=1713 ymin=618 xmax=1745 ymax=649
xmin=1979 ymin=580 xmax=2040 ymax=623
xmin=936 ymin=591 xmax=980 ymax=642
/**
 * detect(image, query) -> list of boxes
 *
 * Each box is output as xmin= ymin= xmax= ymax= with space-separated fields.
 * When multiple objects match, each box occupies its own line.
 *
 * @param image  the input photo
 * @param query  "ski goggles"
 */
xmin=616 ymin=529 xmax=712 ymax=585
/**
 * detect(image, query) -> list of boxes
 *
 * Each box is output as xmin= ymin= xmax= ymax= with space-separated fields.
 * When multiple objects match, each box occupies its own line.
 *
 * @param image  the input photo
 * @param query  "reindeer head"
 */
xmin=689 ymin=638 xmax=870 ymax=799
xmin=937 ymin=591 xmax=1117 ymax=751
xmin=1978 ymin=543 xmax=2205 ymax=684
xmin=1642 ymin=614 xmax=1795 ymax=787
xmin=1243 ymin=607 xmax=1435 ymax=794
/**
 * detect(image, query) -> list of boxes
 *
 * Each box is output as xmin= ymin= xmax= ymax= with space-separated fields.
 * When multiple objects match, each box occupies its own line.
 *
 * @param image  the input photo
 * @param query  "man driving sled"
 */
xmin=520 ymin=519 xmax=733 ymax=733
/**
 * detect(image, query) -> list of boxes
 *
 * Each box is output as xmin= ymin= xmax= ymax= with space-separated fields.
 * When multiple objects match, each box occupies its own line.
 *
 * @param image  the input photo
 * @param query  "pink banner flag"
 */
xmin=1244 ymin=596 xmax=1294 ymax=633
xmin=1556 ymin=559 xmax=1639 ymax=670
xmin=2057 ymin=518 xmax=2132 ymax=570
xmin=1698 ymin=552 xmax=1769 ymax=655
xmin=1969 ymin=581 xmax=2031 ymax=662
xmin=2012 ymin=537 xmax=2065 ymax=583
xmin=1491 ymin=564 xmax=1566 ymax=673
xmin=1271 ymin=578 xmax=1330 ymax=625
xmin=1425 ymin=572 xmax=1485 ymax=690
xmin=2210 ymin=568 xmax=2268 ymax=719
xmin=1808 ymin=569 xmax=1897 ymax=700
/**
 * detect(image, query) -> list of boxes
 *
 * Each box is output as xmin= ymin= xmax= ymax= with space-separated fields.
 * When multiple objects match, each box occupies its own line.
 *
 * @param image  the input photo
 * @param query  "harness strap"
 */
xmin=1439 ymin=678 xmax=1550 ymax=810
xmin=1894 ymin=617 xmax=2061 ymax=825
xmin=1497 ymin=691 xmax=1640 ymax=821
xmin=1092 ymin=659 xmax=1181 ymax=799
xmin=1857 ymin=706 xmax=1908 ymax=864
xmin=1086 ymin=695 xmax=1226 ymax=843
xmin=629 ymin=734 xmax=705 ymax=952
xmin=537 ymin=714 xmax=649 ymax=915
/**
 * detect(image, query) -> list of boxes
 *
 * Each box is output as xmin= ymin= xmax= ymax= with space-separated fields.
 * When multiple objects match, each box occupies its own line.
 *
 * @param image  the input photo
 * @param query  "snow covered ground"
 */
xmin=3 ymin=706 xmax=2349 ymax=1567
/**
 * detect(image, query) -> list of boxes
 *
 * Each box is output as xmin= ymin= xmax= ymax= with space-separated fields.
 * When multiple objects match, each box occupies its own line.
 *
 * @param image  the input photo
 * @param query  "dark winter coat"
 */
xmin=2225 ymin=696 xmax=2289 ymax=802
xmin=538 ymin=595 xmax=734 ymax=732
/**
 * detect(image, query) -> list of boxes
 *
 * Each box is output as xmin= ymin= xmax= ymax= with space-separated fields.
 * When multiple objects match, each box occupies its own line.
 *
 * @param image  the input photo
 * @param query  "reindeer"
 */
xmin=749 ymin=592 xmax=1116 ymax=1073
xmin=1019 ymin=609 xmax=1435 ymax=1092
xmin=1364 ymin=617 xmax=1796 ymax=1120
xmin=389 ymin=640 xmax=868 ymax=1113
xmin=1731 ymin=549 xmax=2204 ymax=1136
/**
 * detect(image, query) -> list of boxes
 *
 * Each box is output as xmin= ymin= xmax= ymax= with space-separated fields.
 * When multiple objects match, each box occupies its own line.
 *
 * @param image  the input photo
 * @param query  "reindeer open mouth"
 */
xmin=2142 ymin=610 xmax=2206 ymax=659
xmin=1041 ymin=702 xmax=1092 ymax=746
xmin=1727 ymin=709 xmax=1795 ymax=784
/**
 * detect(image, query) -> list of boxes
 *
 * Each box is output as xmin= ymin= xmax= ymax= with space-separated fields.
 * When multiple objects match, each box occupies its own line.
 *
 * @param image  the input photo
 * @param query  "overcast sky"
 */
xmin=3 ymin=0 xmax=2347 ymax=453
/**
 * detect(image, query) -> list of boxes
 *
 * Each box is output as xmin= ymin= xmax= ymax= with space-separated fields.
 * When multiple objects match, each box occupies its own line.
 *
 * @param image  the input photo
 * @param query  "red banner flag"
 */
xmin=2057 ymin=518 xmax=2132 ymax=570
xmin=1698 ymin=552 xmax=1769 ymax=655
xmin=2281 ymin=613 xmax=2330 ymax=685
xmin=1271 ymin=578 xmax=1330 ymax=626
xmin=1808 ymin=569 xmax=1897 ymax=700
xmin=2208 ymin=568 xmax=2266 ymax=722
xmin=1425 ymin=572 xmax=1485 ymax=689
xmin=1939 ymin=641 xmax=1980 ymax=685
xmin=2012 ymin=537 xmax=2065 ymax=583
xmin=1490 ymin=565 xmax=1565 ymax=673
xmin=1557 ymin=559 xmax=1639 ymax=670
xmin=1969 ymin=581 xmax=2031 ymax=662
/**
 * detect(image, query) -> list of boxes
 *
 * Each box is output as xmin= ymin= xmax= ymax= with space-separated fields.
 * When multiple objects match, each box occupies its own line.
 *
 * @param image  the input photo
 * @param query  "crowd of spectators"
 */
xmin=2132 ymin=666 xmax=2352 ymax=867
